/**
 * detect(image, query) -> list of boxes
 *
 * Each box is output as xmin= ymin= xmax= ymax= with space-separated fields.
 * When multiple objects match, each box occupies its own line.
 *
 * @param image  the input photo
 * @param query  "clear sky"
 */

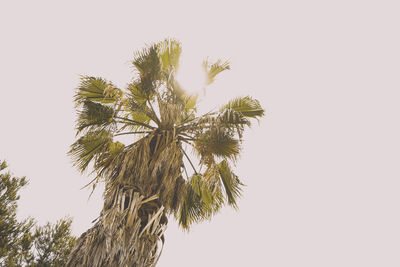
xmin=1 ymin=1 xmax=399 ymax=266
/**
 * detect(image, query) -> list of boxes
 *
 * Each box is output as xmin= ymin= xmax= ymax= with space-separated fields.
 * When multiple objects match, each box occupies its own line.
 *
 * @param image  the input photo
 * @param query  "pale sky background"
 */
xmin=1 ymin=1 xmax=399 ymax=266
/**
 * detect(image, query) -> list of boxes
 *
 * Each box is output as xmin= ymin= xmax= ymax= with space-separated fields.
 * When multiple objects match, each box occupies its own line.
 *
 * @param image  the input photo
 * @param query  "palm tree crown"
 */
xmin=69 ymin=38 xmax=264 ymax=230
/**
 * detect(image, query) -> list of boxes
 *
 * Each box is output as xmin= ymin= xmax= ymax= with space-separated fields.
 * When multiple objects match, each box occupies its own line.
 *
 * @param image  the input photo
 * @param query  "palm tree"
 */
xmin=67 ymin=39 xmax=264 ymax=266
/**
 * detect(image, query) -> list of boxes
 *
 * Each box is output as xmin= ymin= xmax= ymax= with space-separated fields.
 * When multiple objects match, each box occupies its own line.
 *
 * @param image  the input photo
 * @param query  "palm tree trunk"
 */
xmin=66 ymin=190 xmax=167 ymax=267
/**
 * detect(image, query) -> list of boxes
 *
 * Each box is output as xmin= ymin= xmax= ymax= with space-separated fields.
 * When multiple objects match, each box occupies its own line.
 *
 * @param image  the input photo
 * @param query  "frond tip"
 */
xmin=203 ymin=59 xmax=230 ymax=85
xmin=221 ymin=96 xmax=265 ymax=119
xmin=157 ymin=38 xmax=182 ymax=73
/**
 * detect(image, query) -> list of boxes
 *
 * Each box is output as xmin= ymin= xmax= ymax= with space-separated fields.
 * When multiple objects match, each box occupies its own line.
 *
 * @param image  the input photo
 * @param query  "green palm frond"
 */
xmin=157 ymin=38 xmax=182 ymax=74
xmin=95 ymin=141 xmax=124 ymax=176
xmin=219 ymin=109 xmax=250 ymax=126
xmin=124 ymin=95 xmax=155 ymax=128
xmin=183 ymin=93 xmax=198 ymax=113
xmin=218 ymin=160 xmax=243 ymax=208
xmin=190 ymin=174 xmax=215 ymax=210
xmin=177 ymin=113 xmax=216 ymax=135
xmin=128 ymin=112 xmax=151 ymax=130
xmin=177 ymin=184 xmax=203 ymax=229
xmin=74 ymin=76 xmax=121 ymax=105
xmin=68 ymin=130 xmax=113 ymax=172
xmin=127 ymin=82 xmax=153 ymax=105
xmin=177 ymin=173 xmax=224 ymax=230
xmin=132 ymin=45 xmax=161 ymax=76
xmin=132 ymin=45 xmax=161 ymax=95
xmin=221 ymin=96 xmax=264 ymax=119
xmin=175 ymin=93 xmax=197 ymax=126
xmin=202 ymin=164 xmax=225 ymax=210
xmin=76 ymin=101 xmax=116 ymax=134
xmin=203 ymin=59 xmax=230 ymax=85
xmin=195 ymin=128 xmax=240 ymax=160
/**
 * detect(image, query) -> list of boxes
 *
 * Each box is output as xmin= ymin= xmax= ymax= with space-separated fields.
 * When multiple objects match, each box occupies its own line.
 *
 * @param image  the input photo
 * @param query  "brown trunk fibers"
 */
xmin=67 ymin=132 xmax=184 ymax=267
xmin=66 ymin=190 xmax=167 ymax=267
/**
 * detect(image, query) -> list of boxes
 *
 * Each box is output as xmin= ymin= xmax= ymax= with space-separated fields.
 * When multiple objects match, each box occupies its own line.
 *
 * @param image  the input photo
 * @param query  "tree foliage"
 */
xmin=0 ymin=160 xmax=76 ymax=267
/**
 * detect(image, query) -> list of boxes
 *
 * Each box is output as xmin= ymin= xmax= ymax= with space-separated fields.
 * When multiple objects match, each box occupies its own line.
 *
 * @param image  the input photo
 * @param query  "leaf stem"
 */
xmin=114 ymin=131 xmax=152 ymax=137
xmin=115 ymin=116 xmax=155 ymax=130
xmin=181 ymin=148 xmax=198 ymax=174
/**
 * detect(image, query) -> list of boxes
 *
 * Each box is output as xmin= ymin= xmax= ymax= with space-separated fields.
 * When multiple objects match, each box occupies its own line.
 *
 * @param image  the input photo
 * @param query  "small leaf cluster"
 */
xmin=0 ymin=160 xmax=76 ymax=267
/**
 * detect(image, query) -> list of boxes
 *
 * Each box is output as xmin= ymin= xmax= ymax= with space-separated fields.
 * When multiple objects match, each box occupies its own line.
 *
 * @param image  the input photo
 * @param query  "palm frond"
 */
xmin=124 ymin=94 xmax=156 ymax=128
xmin=132 ymin=45 xmax=161 ymax=94
xmin=218 ymin=109 xmax=249 ymax=126
xmin=74 ymin=76 xmax=121 ymax=105
xmin=127 ymin=82 xmax=153 ymax=105
xmin=190 ymin=174 xmax=214 ymax=209
xmin=76 ymin=101 xmax=116 ymax=134
xmin=132 ymin=45 xmax=161 ymax=76
xmin=194 ymin=128 xmax=240 ymax=160
xmin=218 ymin=160 xmax=243 ymax=208
xmin=95 ymin=141 xmax=124 ymax=176
xmin=221 ymin=96 xmax=265 ymax=119
xmin=177 ymin=172 xmax=224 ymax=230
xmin=68 ymin=130 xmax=113 ymax=172
xmin=202 ymin=164 xmax=225 ymax=211
xmin=176 ymin=184 xmax=203 ymax=229
xmin=157 ymin=38 xmax=182 ymax=74
xmin=128 ymin=112 xmax=152 ymax=129
xmin=183 ymin=93 xmax=198 ymax=113
xmin=203 ymin=59 xmax=230 ymax=85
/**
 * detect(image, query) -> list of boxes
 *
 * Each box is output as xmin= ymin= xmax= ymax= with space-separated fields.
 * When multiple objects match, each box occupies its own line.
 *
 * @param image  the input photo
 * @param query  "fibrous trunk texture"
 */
xmin=66 ymin=190 xmax=167 ymax=267
xmin=67 ymin=133 xmax=184 ymax=266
